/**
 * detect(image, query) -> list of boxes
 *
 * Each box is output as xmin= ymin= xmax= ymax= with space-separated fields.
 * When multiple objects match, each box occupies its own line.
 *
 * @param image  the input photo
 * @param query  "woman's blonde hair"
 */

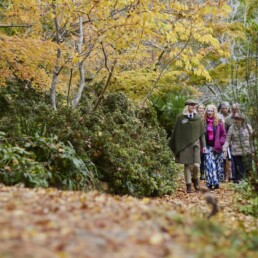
xmin=204 ymin=104 xmax=219 ymax=126
xmin=196 ymin=104 xmax=205 ymax=111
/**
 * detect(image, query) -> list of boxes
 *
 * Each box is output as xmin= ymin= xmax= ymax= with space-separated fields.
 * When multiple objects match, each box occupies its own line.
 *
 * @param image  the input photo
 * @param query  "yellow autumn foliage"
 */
xmin=0 ymin=35 xmax=58 ymax=88
xmin=0 ymin=0 xmax=244 ymax=104
xmin=109 ymin=69 xmax=199 ymax=101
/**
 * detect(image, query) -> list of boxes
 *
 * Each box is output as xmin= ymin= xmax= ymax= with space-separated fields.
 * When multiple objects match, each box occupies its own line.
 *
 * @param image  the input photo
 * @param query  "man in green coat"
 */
xmin=169 ymin=99 xmax=206 ymax=193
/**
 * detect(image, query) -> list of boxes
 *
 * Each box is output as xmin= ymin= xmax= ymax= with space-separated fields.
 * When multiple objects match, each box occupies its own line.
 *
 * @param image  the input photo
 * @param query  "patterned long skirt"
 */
xmin=204 ymin=146 xmax=224 ymax=187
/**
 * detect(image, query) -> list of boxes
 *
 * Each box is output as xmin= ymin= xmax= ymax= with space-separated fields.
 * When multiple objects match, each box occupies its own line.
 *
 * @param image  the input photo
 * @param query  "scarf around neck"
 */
xmin=206 ymin=117 xmax=214 ymax=142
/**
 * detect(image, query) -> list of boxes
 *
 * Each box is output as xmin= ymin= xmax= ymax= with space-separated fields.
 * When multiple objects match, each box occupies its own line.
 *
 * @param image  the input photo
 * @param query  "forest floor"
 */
xmin=0 ymin=175 xmax=257 ymax=258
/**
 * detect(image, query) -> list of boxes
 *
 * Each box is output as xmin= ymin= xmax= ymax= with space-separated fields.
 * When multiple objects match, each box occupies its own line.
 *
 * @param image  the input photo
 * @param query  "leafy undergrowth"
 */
xmin=0 ymin=177 xmax=257 ymax=258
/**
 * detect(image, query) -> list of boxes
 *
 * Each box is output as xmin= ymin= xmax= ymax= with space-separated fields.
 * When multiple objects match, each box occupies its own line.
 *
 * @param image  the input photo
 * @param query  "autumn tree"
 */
xmin=0 ymin=0 xmax=237 ymax=110
xmin=0 ymin=0 xmax=57 ymax=88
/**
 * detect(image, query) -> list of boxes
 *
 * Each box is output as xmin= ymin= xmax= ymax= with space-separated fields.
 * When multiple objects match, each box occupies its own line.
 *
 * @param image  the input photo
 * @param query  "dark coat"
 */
xmin=175 ymin=139 xmax=203 ymax=164
xmin=169 ymin=107 xmax=206 ymax=164
xmin=207 ymin=122 xmax=226 ymax=153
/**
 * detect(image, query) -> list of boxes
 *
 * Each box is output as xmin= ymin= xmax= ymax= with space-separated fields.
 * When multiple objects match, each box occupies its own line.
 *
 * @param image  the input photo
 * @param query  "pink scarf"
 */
xmin=206 ymin=117 xmax=214 ymax=142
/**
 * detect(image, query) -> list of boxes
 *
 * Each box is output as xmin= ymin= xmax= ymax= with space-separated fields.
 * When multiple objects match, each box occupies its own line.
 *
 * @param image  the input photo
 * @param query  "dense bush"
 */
xmin=151 ymin=93 xmax=186 ymax=136
xmin=81 ymin=94 xmax=178 ymax=196
xmin=0 ymin=85 xmax=179 ymax=197
xmin=0 ymin=132 xmax=97 ymax=190
xmin=234 ymin=179 xmax=258 ymax=218
xmin=22 ymin=134 xmax=97 ymax=190
xmin=0 ymin=132 xmax=49 ymax=187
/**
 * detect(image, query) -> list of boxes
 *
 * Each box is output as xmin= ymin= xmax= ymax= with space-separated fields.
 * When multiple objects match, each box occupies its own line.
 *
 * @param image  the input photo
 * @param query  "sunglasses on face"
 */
xmin=206 ymin=110 xmax=214 ymax=113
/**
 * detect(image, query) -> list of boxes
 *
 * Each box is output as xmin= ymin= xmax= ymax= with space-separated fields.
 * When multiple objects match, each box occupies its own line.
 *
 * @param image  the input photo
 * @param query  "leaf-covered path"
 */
xmin=0 ymin=178 xmax=257 ymax=258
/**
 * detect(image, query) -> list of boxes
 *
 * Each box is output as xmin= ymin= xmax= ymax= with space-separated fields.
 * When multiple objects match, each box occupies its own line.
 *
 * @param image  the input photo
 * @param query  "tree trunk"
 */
xmin=50 ymin=48 xmax=61 ymax=110
xmin=72 ymin=16 xmax=85 ymax=109
xmin=50 ymin=1 xmax=63 ymax=110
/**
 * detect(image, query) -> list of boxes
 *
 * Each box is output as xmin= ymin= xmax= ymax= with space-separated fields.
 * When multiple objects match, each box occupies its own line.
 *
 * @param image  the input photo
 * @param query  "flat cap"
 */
xmin=185 ymin=99 xmax=198 ymax=105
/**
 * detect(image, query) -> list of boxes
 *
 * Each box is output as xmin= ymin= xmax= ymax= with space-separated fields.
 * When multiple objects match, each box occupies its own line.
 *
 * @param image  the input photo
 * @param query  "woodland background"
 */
xmin=0 ymin=1 xmax=258 ymax=257
xmin=0 ymin=0 xmax=257 ymax=212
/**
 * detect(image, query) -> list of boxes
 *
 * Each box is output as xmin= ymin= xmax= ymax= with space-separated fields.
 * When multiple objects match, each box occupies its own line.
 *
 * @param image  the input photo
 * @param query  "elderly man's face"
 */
xmin=188 ymin=104 xmax=196 ymax=112
xmin=232 ymin=107 xmax=239 ymax=115
xmin=221 ymin=107 xmax=229 ymax=115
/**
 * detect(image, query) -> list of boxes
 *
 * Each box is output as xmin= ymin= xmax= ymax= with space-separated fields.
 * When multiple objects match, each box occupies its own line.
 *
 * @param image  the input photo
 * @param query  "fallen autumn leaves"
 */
xmin=0 ymin=178 xmax=257 ymax=258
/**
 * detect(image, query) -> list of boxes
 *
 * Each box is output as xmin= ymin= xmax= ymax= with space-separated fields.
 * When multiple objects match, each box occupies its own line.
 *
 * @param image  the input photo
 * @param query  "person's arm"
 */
xmin=246 ymin=123 xmax=253 ymax=135
xmin=224 ymin=115 xmax=231 ymax=132
xmin=220 ymin=123 xmax=226 ymax=145
xmin=223 ymin=125 xmax=232 ymax=152
xmin=246 ymin=124 xmax=255 ymax=154
xmin=200 ymin=133 xmax=206 ymax=153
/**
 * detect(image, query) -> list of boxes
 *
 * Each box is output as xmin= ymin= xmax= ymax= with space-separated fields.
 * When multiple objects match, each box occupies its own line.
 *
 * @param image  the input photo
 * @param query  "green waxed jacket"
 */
xmin=169 ymin=109 xmax=206 ymax=164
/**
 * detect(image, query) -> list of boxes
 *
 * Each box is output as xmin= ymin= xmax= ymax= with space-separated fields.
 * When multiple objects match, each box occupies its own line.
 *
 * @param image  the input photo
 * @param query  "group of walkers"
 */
xmin=169 ymin=99 xmax=254 ymax=193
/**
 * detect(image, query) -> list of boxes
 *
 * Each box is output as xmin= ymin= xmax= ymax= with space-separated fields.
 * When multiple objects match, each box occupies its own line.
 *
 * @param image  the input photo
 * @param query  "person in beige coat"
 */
xmin=223 ymin=113 xmax=254 ymax=183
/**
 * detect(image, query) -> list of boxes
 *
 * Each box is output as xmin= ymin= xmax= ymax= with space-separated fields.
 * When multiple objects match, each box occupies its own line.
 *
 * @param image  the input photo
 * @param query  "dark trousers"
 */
xmin=228 ymin=146 xmax=236 ymax=180
xmin=200 ymin=153 xmax=205 ymax=177
xmin=232 ymin=154 xmax=253 ymax=183
xmin=232 ymin=156 xmax=246 ymax=182
xmin=231 ymin=155 xmax=236 ymax=180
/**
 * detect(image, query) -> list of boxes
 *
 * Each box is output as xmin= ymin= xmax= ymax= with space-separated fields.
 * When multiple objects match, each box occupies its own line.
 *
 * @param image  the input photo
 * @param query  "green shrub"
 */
xmin=0 ymin=132 xmax=97 ymax=191
xmin=0 ymin=85 xmax=178 ymax=197
xmin=0 ymin=133 xmax=49 ymax=187
xmin=234 ymin=180 xmax=258 ymax=218
xmin=22 ymin=134 xmax=97 ymax=191
xmin=81 ymin=93 xmax=179 ymax=197
xmin=151 ymin=93 xmax=186 ymax=135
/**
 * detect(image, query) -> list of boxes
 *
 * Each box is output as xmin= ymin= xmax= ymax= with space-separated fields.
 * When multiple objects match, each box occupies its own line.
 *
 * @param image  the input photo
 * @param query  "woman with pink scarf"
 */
xmin=204 ymin=104 xmax=226 ymax=190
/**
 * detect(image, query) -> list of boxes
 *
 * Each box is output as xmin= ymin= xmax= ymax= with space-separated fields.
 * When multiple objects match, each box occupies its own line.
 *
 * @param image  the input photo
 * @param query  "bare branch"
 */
xmin=101 ymin=42 xmax=109 ymax=72
xmin=141 ymin=23 xmax=194 ymax=107
xmin=91 ymin=59 xmax=117 ymax=112
xmin=0 ymin=24 xmax=32 ymax=28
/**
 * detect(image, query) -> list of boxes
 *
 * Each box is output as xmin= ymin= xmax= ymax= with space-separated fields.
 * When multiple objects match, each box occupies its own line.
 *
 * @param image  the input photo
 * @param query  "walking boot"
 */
xmin=192 ymin=178 xmax=200 ymax=191
xmin=186 ymin=184 xmax=194 ymax=193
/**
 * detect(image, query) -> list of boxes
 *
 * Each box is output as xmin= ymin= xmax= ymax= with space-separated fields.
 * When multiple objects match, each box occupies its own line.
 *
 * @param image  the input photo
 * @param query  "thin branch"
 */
xmin=0 ymin=24 xmax=32 ymax=28
xmin=67 ymin=68 xmax=73 ymax=105
xmin=141 ymin=24 xmax=193 ymax=107
xmin=206 ymin=83 xmax=218 ymax=96
xmin=101 ymin=42 xmax=109 ymax=72
xmin=91 ymin=60 xmax=117 ymax=112
xmin=56 ymin=57 xmax=73 ymax=76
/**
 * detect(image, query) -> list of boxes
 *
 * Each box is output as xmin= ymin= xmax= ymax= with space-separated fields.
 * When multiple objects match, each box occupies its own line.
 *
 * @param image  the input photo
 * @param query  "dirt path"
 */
xmin=0 ymin=178 xmax=257 ymax=258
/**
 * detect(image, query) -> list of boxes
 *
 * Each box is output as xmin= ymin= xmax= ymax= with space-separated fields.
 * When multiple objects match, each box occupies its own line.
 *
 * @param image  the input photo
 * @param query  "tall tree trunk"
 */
xmin=255 ymin=39 xmax=258 ymax=174
xmin=50 ymin=1 xmax=63 ymax=110
xmin=230 ymin=58 xmax=236 ymax=102
xmin=72 ymin=16 xmax=85 ymax=109
xmin=50 ymin=48 xmax=61 ymax=110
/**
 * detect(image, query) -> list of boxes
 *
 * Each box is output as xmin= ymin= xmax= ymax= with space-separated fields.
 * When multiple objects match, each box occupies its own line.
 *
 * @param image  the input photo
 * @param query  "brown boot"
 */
xmin=186 ymin=184 xmax=194 ymax=193
xmin=192 ymin=178 xmax=200 ymax=191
